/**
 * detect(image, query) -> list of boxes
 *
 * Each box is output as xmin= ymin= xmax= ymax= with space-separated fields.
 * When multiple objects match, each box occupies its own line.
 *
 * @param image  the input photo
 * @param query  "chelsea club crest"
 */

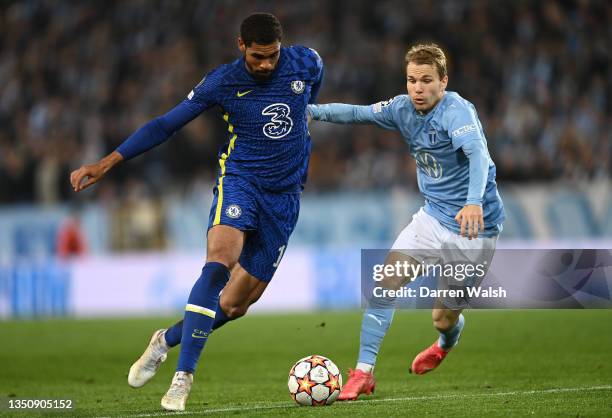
xmin=291 ymin=80 xmax=305 ymax=94
xmin=225 ymin=204 xmax=242 ymax=219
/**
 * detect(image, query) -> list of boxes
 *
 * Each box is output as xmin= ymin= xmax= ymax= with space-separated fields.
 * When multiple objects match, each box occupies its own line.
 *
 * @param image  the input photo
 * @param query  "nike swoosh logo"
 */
xmin=237 ymin=90 xmax=253 ymax=97
xmin=192 ymin=333 xmax=208 ymax=339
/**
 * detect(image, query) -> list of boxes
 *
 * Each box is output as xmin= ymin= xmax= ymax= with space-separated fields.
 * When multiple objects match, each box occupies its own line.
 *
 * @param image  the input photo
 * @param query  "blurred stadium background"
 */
xmin=0 ymin=0 xmax=609 ymax=318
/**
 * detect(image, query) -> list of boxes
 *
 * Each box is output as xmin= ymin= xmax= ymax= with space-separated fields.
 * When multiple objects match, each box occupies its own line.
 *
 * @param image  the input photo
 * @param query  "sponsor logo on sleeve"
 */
xmin=452 ymin=123 xmax=477 ymax=138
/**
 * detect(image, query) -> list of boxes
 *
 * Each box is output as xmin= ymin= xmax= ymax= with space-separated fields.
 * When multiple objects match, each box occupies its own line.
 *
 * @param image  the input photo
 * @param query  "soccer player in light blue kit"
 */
xmin=71 ymin=13 xmax=323 ymax=411
xmin=308 ymin=44 xmax=505 ymax=400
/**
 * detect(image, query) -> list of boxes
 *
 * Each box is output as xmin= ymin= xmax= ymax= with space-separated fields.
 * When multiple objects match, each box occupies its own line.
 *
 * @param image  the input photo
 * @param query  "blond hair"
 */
xmin=405 ymin=43 xmax=447 ymax=79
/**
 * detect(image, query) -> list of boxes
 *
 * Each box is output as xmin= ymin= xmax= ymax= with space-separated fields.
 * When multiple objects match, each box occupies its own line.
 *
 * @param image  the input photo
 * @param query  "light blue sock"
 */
xmin=357 ymin=307 xmax=395 ymax=366
xmin=438 ymin=313 xmax=465 ymax=350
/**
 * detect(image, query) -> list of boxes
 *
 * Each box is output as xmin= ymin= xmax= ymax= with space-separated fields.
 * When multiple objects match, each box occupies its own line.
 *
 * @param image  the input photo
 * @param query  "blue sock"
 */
xmin=438 ymin=314 xmax=465 ymax=350
xmin=163 ymin=306 xmax=232 ymax=348
xmin=164 ymin=320 xmax=183 ymax=348
xmin=357 ymin=307 xmax=395 ymax=366
xmin=176 ymin=262 xmax=230 ymax=373
xmin=212 ymin=307 xmax=231 ymax=330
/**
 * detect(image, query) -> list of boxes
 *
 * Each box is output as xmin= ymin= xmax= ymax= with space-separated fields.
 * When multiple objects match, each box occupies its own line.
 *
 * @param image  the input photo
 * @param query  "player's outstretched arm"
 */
xmin=308 ymin=98 xmax=398 ymax=130
xmin=308 ymin=103 xmax=370 ymax=124
xmin=70 ymin=151 xmax=124 ymax=192
xmin=69 ymin=97 xmax=207 ymax=193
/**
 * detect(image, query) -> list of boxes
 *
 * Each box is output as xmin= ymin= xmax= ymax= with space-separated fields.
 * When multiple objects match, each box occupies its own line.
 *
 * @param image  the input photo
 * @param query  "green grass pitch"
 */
xmin=1 ymin=310 xmax=611 ymax=417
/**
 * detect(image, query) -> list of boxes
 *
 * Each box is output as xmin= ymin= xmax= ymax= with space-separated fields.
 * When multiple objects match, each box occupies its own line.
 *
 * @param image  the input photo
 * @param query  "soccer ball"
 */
xmin=287 ymin=355 xmax=342 ymax=406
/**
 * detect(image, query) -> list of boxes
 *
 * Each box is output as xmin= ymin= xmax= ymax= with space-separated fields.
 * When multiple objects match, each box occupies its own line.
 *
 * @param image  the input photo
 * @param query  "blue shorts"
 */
xmin=207 ymin=175 xmax=300 ymax=282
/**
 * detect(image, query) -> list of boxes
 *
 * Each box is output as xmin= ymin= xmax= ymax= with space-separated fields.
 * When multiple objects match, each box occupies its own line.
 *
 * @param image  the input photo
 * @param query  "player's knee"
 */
xmin=206 ymin=246 xmax=239 ymax=269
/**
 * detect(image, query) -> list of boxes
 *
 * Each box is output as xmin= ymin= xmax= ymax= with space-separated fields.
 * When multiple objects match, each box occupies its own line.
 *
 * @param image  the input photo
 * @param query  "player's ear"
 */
xmin=238 ymin=37 xmax=246 ymax=53
xmin=440 ymin=75 xmax=448 ymax=92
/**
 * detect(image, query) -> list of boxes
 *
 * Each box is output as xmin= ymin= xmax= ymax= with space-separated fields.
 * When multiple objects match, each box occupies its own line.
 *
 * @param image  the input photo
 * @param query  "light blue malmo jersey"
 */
xmin=309 ymin=92 xmax=505 ymax=236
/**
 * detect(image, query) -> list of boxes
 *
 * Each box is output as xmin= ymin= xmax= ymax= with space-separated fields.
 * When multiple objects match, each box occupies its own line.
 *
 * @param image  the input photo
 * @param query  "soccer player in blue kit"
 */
xmin=70 ymin=13 xmax=323 ymax=411
xmin=308 ymin=44 xmax=505 ymax=400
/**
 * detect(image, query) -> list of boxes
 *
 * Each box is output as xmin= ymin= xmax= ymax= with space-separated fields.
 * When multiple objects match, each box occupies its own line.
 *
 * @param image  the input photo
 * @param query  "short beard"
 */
xmin=252 ymin=71 xmax=272 ymax=81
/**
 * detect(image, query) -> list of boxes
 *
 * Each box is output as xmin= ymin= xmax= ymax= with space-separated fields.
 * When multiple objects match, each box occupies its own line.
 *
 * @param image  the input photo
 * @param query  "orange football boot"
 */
xmin=338 ymin=368 xmax=376 ymax=401
xmin=410 ymin=342 xmax=449 ymax=375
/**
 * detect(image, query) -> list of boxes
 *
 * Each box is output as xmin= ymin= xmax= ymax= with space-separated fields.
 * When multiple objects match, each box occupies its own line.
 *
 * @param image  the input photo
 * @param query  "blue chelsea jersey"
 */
xmin=185 ymin=46 xmax=323 ymax=193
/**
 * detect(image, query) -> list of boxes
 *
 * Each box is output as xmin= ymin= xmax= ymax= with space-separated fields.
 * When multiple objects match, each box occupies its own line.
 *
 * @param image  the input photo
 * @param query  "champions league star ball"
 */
xmin=288 ymin=355 xmax=342 ymax=406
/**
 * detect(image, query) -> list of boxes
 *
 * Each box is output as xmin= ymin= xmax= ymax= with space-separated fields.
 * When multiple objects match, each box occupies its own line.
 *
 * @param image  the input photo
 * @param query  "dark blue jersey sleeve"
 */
xmin=308 ymin=48 xmax=324 ymax=104
xmin=115 ymin=68 xmax=223 ymax=160
xmin=116 ymin=102 xmax=201 ymax=160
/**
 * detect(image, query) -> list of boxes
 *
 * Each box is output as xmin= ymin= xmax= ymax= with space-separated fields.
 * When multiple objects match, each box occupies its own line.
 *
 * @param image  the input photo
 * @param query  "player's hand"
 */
xmin=455 ymin=204 xmax=484 ymax=240
xmin=70 ymin=162 xmax=106 ymax=192
xmin=70 ymin=151 xmax=123 ymax=192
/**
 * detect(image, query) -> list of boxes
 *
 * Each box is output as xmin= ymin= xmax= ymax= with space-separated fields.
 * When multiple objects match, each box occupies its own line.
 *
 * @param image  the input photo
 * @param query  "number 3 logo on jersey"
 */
xmin=262 ymin=103 xmax=293 ymax=139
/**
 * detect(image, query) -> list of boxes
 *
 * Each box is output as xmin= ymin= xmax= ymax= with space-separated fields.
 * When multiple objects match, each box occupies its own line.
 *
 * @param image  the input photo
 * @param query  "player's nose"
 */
xmin=260 ymin=60 xmax=274 ymax=71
